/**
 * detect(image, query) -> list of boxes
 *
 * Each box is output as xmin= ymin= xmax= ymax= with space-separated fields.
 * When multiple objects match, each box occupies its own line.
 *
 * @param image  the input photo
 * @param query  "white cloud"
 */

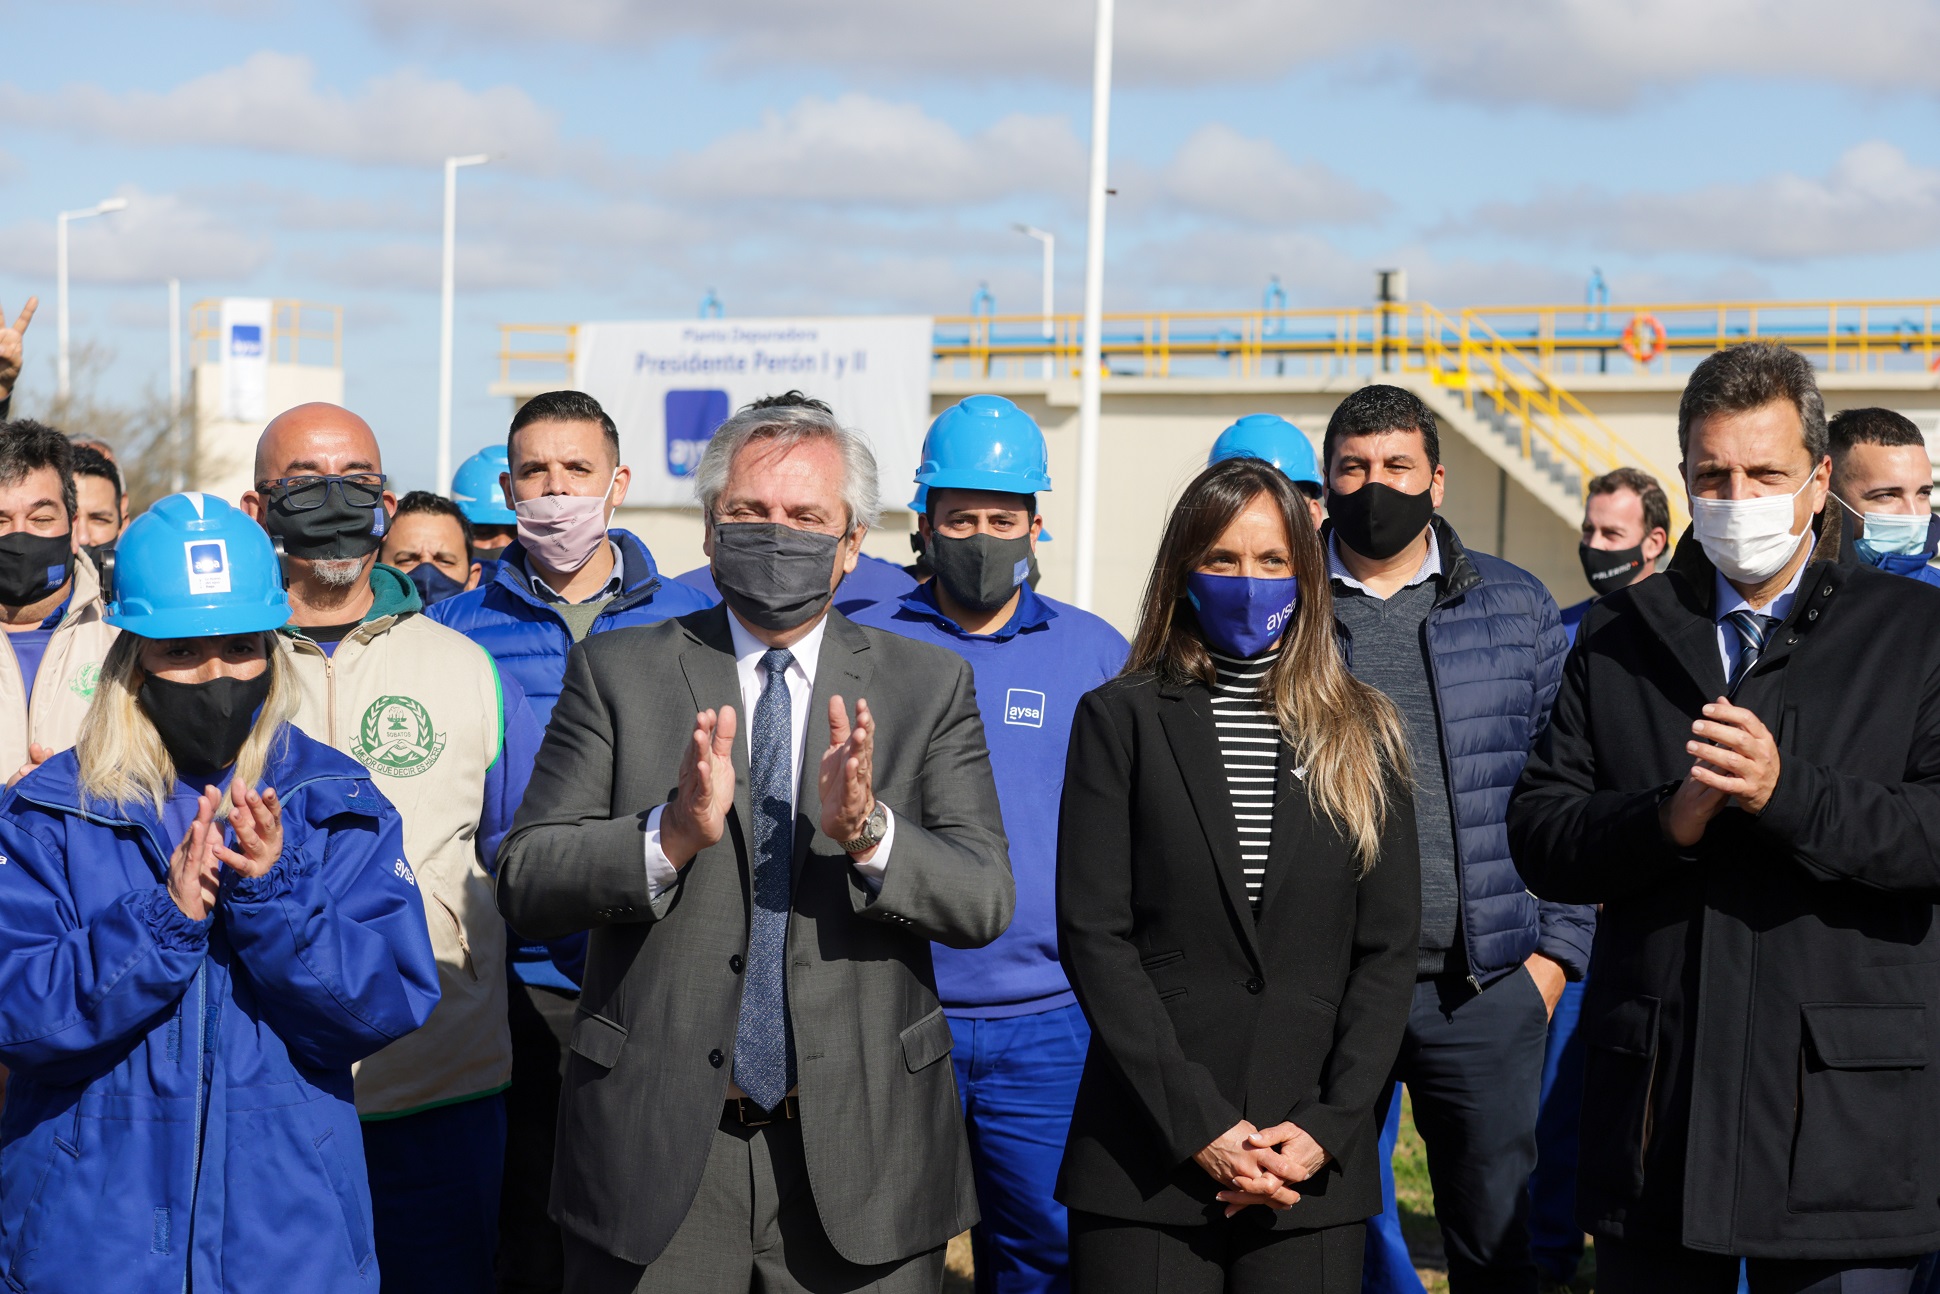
xmin=0 ymin=187 xmax=270 ymax=284
xmin=655 ymin=94 xmax=1084 ymax=208
xmin=0 ymin=51 xmax=594 ymax=173
xmin=1148 ymin=124 xmax=1386 ymax=226
xmin=1465 ymin=142 xmax=1940 ymax=261
xmin=355 ymin=0 xmax=1940 ymax=107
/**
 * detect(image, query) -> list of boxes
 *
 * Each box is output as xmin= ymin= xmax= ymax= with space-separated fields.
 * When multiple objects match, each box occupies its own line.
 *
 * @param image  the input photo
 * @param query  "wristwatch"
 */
xmin=839 ymin=801 xmax=889 ymax=855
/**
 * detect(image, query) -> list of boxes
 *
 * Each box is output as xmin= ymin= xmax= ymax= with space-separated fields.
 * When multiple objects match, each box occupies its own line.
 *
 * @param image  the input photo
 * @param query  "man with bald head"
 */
xmin=243 ymin=402 xmax=543 ymax=1294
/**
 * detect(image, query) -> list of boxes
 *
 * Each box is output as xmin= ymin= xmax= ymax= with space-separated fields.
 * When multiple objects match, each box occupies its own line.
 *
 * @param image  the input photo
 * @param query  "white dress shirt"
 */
xmin=644 ymin=611 xmax=894 ymax=900
xmin=1328 ymin=528 xmax=1443 ymax=600
xmin=1712 ymin=536 xmax=1810 ymax=682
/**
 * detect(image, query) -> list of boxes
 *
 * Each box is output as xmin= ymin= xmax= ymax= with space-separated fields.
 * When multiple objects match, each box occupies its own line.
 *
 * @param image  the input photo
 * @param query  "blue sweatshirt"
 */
xmin=852 ymin=581 xmax=1127 ymax=1017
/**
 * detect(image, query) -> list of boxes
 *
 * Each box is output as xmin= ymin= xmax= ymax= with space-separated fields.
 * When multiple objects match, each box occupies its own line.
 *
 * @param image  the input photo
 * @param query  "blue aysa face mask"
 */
xmin=1186 ymin=572 xmax=1299 ymax=658
xmin=405 ymin=561 xmax=467 ymax=606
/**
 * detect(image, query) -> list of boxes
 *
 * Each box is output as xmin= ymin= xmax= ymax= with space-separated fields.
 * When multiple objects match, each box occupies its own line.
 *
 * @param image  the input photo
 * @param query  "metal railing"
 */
xmin=496 ymin=323 xmax=578 ymax=390
xmin=188 ymin=300 xmax=342 ymax=368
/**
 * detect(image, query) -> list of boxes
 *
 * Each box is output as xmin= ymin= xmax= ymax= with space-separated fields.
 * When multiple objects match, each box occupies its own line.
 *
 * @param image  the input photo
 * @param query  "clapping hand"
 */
xmin=215 ymin=786 xmax=284 ymax=878
xmin=818 ymin=697 xmax=876 ymax=854
xmin=661 ymin=706 xmax=738 ymax=867
xmin=166 ymin=786 xmax=223 ymax=921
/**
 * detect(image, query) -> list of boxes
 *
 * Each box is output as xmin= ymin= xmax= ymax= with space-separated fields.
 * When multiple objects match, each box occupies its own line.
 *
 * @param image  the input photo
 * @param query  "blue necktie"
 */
xmin=733 ymin=647 xmax=796 ymax=1111
xmin=1726 ymin=609 xmax=1770 ymax=692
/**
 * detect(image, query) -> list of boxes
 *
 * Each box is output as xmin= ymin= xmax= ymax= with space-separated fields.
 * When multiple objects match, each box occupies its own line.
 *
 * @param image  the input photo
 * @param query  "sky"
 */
xmin=6 ymin=0 xmax=1940 ymax=490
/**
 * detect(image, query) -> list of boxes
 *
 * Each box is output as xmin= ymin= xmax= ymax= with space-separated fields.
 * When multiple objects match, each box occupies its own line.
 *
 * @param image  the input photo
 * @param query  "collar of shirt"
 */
xmin=726 ymin=609 xmax=828 ymax=808
xmin=897 ymin=580 xmax=1056 ymax=641
xmin=1711 ymin=534 xmax=1812 ymax=677
xmin=524 ymin=539 xmax=624 ymax=604
xmin=1327 ymin=527 xmax=1442 ymax=598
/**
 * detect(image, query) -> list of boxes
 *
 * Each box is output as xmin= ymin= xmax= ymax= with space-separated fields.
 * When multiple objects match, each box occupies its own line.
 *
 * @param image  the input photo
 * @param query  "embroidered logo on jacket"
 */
xmin=69 ymin=662 xmax=100 ymax=699
xmin=353 ymin=695 xmax=447 ymax=778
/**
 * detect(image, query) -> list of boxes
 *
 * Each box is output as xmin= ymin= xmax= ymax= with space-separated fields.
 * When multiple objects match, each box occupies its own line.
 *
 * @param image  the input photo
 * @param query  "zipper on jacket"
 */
xmin=1417 ymin=605 xmax=1479 ymax=987
xmin=182 ymin=962 xmax=206 ymax=1294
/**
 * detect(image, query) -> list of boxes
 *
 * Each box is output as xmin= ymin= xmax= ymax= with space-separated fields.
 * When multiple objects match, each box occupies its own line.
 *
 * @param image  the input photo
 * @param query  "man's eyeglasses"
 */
xmin=257 ymin=473 xmax=388 ymax=511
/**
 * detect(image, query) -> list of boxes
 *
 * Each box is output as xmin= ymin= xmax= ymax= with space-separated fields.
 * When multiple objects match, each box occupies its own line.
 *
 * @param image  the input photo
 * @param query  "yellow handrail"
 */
xmin=188 ymin=299 xmax=342 ymax=368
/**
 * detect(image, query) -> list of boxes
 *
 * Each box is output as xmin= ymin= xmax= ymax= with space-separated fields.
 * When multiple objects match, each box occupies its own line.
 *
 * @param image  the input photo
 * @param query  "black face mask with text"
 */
xmin=1578 ymin=542 xmax=1647 ymax=598
xmin=1326 ymin=481 xmax=1435 ymax=562
xmin=139 ymin=671 xmax=273 ymax=778
xmin=0 ymin=531 xmax=74 ymax=608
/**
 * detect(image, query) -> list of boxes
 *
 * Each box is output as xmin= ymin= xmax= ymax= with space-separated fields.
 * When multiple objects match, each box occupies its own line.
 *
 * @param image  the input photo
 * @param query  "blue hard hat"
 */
xmin=915 ymin=395 xmax=1052 ymax=496
xmin=451 ymin=445 xmax=514 ymax=524
xmin=909 ymin=483 xmax=929 ymax=513
xmin=108 ymin=493 xmax=291 ymax=640
xmin=1209 ymin=413 xmax=1321 ymax=488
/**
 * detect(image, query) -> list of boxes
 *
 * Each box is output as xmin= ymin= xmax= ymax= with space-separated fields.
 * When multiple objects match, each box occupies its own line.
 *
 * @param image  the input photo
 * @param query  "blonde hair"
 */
xmin=77 ymin=632 xmax=298 ymax=814
xmin=1125 ymin=458 xmax=1412 ymax=871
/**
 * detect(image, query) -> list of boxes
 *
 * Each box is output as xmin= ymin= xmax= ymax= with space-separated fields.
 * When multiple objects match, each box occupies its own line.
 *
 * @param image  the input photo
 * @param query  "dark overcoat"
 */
xmin=1509 ymin=519 xmax=1940 ymax=1260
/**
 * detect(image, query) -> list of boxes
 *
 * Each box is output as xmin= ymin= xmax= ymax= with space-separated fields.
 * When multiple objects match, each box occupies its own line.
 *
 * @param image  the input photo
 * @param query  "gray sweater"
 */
xmin=1332 ymin=576 xmax=1462 ymax=978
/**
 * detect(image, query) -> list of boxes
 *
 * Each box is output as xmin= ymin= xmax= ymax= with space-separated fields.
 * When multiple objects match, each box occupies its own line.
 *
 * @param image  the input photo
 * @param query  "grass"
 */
xmin=1393 ymin=1091 xmax=1597 ymax=1293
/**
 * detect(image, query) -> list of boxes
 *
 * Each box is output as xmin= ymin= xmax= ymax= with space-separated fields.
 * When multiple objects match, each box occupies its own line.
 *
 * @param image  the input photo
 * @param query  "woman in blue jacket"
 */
xmin=0 ymin=492 xmax=440 ymax=1293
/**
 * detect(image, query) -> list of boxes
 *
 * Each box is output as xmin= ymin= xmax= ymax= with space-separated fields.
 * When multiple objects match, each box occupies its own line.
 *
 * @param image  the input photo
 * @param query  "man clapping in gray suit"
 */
xmin=497 ymin=393 xmax=1016 ymax=1293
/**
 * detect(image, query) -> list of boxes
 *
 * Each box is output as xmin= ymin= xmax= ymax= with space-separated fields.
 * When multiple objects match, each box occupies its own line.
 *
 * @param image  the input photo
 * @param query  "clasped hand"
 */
xmin=1660 ymin=696 xmax=1781 ymax=848
xmin=167 ymin=785 xmax=286 ymax=920
xmin=662 ymin=696 xmax=880 ymax=867
xmin=1194 ymin=1119 xmax=1329 ymax=1216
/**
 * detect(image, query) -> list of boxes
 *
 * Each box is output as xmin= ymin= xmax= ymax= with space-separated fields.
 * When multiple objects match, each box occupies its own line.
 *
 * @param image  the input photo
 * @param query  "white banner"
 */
xmin=218 ymin=297 xmax=272 ymax=423
xmin=571 ymin=316 xmax=934 ymax=509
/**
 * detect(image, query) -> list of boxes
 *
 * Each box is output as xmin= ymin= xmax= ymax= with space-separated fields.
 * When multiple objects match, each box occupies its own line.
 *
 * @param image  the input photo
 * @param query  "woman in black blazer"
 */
xmin=1056 ymin=456 xmax=1420 ymax=1294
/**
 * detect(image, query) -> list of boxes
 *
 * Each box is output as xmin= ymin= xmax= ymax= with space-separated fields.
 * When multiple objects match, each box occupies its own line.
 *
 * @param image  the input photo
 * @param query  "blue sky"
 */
xmin=5 ymin=0 xmax=1940 ymax=490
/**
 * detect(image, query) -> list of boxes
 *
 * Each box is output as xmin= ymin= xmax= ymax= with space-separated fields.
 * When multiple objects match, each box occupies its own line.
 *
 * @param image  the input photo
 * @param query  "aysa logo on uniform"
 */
xmin=353 ymin=695 xmax=447 ymax=778
xmin=1005 ymin=688 xmax=1046 ymax=728
xmin=185 ymin=540 xmax=231 ymax=595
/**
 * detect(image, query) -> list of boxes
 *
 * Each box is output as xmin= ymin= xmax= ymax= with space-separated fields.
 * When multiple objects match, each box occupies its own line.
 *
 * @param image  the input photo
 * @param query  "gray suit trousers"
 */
xmin=561 ymin=1108 xmax=946 ymax=1294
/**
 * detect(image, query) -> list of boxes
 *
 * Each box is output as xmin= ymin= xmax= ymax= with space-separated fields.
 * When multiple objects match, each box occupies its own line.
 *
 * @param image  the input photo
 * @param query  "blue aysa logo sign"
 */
xmin=1005 ymin=688 xmax=1046 ymax=728
xmin=228 ymin=323 xmax=263 ymax=359
xmin=185 ymin=539 xmax=231 ymax=595
xmin=665 ymin=389 xmax=729 ymax=478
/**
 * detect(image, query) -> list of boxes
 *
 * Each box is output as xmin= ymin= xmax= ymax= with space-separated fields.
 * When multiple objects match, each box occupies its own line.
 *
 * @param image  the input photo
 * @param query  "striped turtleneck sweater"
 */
xmin=1210 ymin=650 xmax=1283 ymax=911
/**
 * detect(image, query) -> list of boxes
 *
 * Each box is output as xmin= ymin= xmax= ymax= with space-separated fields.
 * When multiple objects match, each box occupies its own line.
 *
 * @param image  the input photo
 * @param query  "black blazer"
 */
xmin=1055 ymin=670 xmax=1420 ymax=1230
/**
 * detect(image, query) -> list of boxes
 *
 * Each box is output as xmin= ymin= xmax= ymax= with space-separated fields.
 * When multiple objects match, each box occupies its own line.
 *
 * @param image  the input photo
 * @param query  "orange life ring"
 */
xmin=1620 ymin=313 xmax=1667 ymax=364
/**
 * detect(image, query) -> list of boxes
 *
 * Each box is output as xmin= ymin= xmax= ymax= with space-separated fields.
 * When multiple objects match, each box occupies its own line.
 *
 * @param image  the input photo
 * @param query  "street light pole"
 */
xmin=56 ymin=196 xmax=129 ymax=401
xmin=168 ymin=278 xmax=184 ymax=491
xmin=1073 ymin=0 xmax=1114 ymax=612
xmin=439 ymin=153 xmax=491 ymax=494
xmin=1014 ymin=224 xmax=1055 ymax=380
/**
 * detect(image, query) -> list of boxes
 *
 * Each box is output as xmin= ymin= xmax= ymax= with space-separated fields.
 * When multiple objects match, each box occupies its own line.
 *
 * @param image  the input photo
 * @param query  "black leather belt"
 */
xmin=723 ymin=1095 xmax=798 ymax=1127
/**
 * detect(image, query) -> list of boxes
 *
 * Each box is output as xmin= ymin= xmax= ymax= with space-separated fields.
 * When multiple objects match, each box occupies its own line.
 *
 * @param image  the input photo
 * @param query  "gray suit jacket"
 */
xmin=497 ymin=604 xmax=1014 ymax=1268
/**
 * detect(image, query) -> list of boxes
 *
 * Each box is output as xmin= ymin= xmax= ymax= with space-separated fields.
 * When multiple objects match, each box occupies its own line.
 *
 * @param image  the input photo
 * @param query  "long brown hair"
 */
xmin=1124 ymin=457 xmax=1410 ymax=869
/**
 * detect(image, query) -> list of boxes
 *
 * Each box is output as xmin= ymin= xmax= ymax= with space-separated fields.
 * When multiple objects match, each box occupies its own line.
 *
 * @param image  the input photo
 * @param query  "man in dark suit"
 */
xmin=496 ymin=396 xmax=1014 ymax=1294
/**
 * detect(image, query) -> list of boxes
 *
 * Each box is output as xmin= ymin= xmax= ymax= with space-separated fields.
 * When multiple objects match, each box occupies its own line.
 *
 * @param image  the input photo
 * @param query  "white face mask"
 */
xmin=1690 ymin=474 xmax=1814 ymax=583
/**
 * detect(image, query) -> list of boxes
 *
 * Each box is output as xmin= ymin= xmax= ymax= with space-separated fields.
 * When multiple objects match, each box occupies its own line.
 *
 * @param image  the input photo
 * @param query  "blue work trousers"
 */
xmin=1528 ymin=978 xmax=1586 ymax=1284
xmin=951 ymin=1002 xmax=1090 ymax=1294
xmin=363 ymin=1091 xmax=508 ymax=1294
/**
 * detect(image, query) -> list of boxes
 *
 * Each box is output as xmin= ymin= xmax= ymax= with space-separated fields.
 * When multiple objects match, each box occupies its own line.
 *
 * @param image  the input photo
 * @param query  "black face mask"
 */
xmin=262 ymin=481 xmax=387 ymax=561
xmin=929 ymin=532 xmax=1032 ymax=616
xmin=139 ymin=671 xmax=273 ymax=778
xmin=1327 ymin=481 xmax=1435 ymax=562
xmin=405 ymin=562 xmax=467 ymax=607
xmin=0 ymin=531 xmax=73 ymax=608
xmin=711 ymin=522 xmax=841 ymax=631
xmin=1579 ymin=542 xmax=1646 ymax=598
xmin=469 ymin=545 xmax=506 ymax=569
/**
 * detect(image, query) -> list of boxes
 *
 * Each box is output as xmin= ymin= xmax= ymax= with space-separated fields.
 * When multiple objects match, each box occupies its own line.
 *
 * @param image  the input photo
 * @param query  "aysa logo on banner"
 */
xmin=570 ymin=316 xmax=934 ymax=509
xmin=665 ymin=390 xmax=729 ymax=478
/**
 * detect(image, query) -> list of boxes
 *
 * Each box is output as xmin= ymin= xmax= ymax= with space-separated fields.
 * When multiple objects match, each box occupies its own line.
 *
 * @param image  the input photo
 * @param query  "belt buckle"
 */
xmin=735 ymin=1098 xmax=774 ymax=1128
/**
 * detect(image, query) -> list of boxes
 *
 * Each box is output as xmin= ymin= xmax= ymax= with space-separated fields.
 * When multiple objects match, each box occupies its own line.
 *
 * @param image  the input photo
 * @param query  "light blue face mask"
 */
xmin=1836 ymin=492 xmax=1932 ymax=563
